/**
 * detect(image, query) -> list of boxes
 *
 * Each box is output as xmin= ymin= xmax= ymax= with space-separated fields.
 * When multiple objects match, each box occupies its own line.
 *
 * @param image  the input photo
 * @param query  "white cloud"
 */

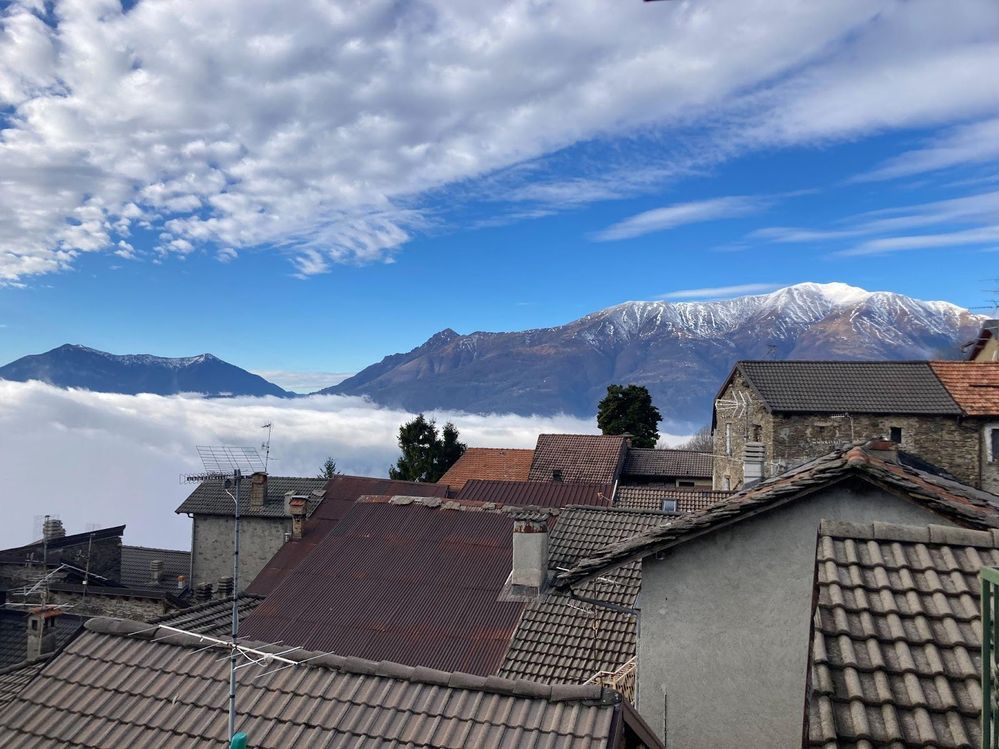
xmin=2 ymin=0 xmax=998 ymax=281
xmin=594 ymin=196 xmax=765 ymax=241
xmin=838 ymin=225 xmax=999 ymax=256
xmin=658 ymin=283 xmax=784 ymax=300
xmin=859 ymin=117 xmax=999 ymax=181
xmin=253 ymin=370 xmax=355 ymax=393
xmin=0 ymin=381 xmax=696 ymax=550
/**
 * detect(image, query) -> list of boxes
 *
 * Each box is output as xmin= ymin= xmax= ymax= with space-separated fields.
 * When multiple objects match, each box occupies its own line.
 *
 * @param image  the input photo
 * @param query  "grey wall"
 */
xmin=191 ymin=515 xmax=290 ymax=590
xmin=636 ymin=483 xmax=957 ymax=748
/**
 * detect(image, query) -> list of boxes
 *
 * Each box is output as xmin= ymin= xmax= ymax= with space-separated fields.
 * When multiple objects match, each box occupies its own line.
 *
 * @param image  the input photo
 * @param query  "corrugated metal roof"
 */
xmin=240 ymin=501 xmax=525 ymax=675
xmin=621 ymin=448 xmax=713 ymax=479
xmin=807 ymin=520 xmax=998 ymax=749
xmin=175 ymin=476 xmax=327 ymax=517
xmin=733 ymin=360 xmax=962 ymax=415
xmin=245 ymin=475 xmax=449 ymax=596
xmin=438 ymin=448 xmax=535 ymax=491
xmin=456 ymin=479 xmax=613 ymax=507
xmin=529 ymin=434 xmax=628 ymax=484
xmin=0 ymin=617 xmax=654 ymax=749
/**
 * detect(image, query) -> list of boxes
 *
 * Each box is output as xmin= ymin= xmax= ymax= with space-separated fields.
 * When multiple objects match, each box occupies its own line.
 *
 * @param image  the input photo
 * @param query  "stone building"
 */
xmin=967 ymin=318 xmax=998 ymax=361
xmin=175 ymin=473 xmax=326 ymax=590
xmin=711 ymin=360 xmax=999 ymax=491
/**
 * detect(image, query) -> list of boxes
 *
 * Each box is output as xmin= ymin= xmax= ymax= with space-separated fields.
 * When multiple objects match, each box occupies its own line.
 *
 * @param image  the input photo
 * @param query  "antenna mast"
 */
xmin=182 ymin=444 xmax=264 ymax=742
xmin=261 ymin=423 xmax=273 ymax=473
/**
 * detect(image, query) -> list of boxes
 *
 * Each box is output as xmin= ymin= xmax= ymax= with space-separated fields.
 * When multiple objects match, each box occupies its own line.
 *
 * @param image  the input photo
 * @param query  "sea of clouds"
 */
xmin=0 ymin=380 xmax=689 ymax=550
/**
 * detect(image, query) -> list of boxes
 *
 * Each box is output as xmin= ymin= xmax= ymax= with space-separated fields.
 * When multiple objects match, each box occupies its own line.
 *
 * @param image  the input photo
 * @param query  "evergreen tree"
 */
xmin=317 ymin=457 xmax=339 ymax=479
xmin=596 ymin=384 xmax=662 ymax=448
xmin=389 ymin=414 xmax=466 ymax=482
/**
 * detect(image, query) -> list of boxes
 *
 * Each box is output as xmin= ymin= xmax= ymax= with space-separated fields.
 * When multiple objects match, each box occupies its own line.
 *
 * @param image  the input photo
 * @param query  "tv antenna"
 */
xmin=182 ymin=444 xmax=264 ymax=742
xmin=261 ymin=423 xmax=273 ymax=473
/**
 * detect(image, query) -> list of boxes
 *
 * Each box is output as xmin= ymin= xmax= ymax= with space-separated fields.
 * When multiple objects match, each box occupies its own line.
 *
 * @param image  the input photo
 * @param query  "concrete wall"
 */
xmin=191 ymin=515 xmax=290 ymax=590
xmin=635 ymin=483 xmax=955 ymax=748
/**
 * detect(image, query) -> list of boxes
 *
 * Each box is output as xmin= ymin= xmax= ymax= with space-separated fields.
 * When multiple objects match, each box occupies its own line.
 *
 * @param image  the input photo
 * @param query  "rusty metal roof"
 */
xmin=456 ymin=479 xmax=613 ymax=507
xmin=245 ymin=474 xmax=449 ymax=595
xmin=240 ymin=499 xmax=525 ymax=675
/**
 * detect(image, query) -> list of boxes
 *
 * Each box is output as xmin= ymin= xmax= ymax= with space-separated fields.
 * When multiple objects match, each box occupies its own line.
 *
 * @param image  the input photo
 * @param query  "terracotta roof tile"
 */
xmin=438 ymin=448 xmax=534 ymax=491
xmin=930 ymin=361 xmax=999 ymax=416
xmin=529 ymin=435 xmax=628 ymax=484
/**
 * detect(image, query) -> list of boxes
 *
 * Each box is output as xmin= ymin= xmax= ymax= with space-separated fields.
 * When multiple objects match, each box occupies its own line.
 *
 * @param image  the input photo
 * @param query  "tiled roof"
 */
xmin=615 ymin=485 xmax=733 ymax=513
xmin=152 ymin=594 xmax=265 ymax=637
xmin=621 ymin=448 xmax=713 ymax=479
xmin=246 ymin=474 xmax=448 ymax=595
xmin=500 ymin=507 xmax=672 ymax=686
xmin=806 ymin=519 xmax=999 ymax=749
xmin=558 ymin=442 xmax=999 ymax=586
xmin=175 ymin=475 xmax=327 ymax=518
xmin=456 ymin=480 xmax=614 ymax=507
xmin=0 ymin=525 xmax=125 ymax=566
xmin=730 ymin=361 xmax=962 ymax=415
xmin=119 ymin=545 xmax=190 ymax=588
xmin=438 ymin=448 xmax=534 ymax=490
xmin=0 ymin=616 xmax=662 ymax=749
xmin=0 ymin=609 xmax=84 ymax=671
xmin=241 ymin=497 xmax=526 ymax=675
xmin=930 ymin=361 xmax=999 ymax=416
xmin=0 ymin=656 xmax=50 ymax=707
xmin=529 ymin=434 xmax=628 ymax=484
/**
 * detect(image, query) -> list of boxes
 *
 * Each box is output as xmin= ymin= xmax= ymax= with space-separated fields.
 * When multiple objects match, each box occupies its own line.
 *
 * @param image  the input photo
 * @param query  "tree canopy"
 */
xmin=677 ymin=424 xmax=712 ymax=452
xmin=596 ymin=384 xmax=662 ymax=448
xmin=388 ymin=414 xmax=467 ymax=482
xmin=317 ymin=457 xmax=339 ymax=479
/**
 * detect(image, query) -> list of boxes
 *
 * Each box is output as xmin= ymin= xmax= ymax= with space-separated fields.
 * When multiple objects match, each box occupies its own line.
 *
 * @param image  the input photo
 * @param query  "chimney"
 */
xmin=149 ymin=559 xmax=164 ymax=586
xmin=26 ymin=606 xmax=60 ymax=661
xmin=249 ymin=472 xmax=267 ymax=509
xmin=177 ymin=574 xmax=188 ymax=591
xmin=743 ymin=442 xmax=765 ymax=486
xmin=217 ymin=576 xmax=234 ymax=599
xmin=42 ymin=516 xmax=65 ymax=542
xmin=866 ymin=438 xmax=898 ymax=463
xmin=287 ymin=495 xmax=308 ymax=540
xmin=195 ymin=582 xmax=213 ymax=602
xmin=510 ymin=519 xmax=549 ymax=594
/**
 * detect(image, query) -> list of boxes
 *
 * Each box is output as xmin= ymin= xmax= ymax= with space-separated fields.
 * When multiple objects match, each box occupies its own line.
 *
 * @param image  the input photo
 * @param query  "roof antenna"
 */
xmin=183 ymin=445 xmax=264 ymax=743
xmin=261 ymin=423 xmax=273 ymax=473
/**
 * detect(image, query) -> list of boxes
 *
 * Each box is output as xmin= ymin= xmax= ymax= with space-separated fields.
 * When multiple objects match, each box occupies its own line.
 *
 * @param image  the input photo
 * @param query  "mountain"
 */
xmin=323 ymin=283 xmax=984 ymax=428
xmin=0 ymin=344 xmax=289 ymax=397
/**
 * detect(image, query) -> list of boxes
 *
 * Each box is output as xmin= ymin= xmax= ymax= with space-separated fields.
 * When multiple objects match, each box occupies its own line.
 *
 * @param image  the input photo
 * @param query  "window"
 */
xmin=752 ymin=424 xmax=762 ymax=442
xmin=661 ymin=499 xmax=678 ymax=513
xmin=725 ymin=423 xmax=732 ymax=456
xmin=990 ymin=427 xmax=999 ymax=463
xmin=677 ymin=480 xmax=695 ymax=488
xmin=722 ymin=475 xmax=731 ymax=491
xmin=890 ymin=427 xmax=902 ymax=444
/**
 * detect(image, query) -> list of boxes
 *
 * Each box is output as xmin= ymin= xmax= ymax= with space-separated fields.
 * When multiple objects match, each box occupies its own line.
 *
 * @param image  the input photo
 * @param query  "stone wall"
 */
xmin=47 ymin=589 xmax=171 ymax=621
xmin=712 ymin=371 xmax=774 ymax=490
xmin=191 ymin=515 xmax=290 ymax=590
xmin=982 ymin=421 xmax=999 ymax=494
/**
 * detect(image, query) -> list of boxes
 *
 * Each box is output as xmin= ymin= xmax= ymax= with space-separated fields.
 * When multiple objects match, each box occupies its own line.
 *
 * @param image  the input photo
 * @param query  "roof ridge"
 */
xmin=357 ymin=494 xmax=561 ymax=516
xmin=84 ymin=617 xmax=618 ymax=705
xmin=818 ymin=519 xmax=999 ymax=547
xmin=122 ymin=545 xmax=189 ymax=554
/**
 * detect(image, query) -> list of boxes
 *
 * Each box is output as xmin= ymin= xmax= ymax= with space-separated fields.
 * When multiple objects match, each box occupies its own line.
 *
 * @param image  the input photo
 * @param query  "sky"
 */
xmin=1 ymin=0 xmax=999 ymax=386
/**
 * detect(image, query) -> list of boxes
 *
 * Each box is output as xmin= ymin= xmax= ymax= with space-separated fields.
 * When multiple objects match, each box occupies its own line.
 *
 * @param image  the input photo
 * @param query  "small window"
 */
xmin=990 ymin=428 xmax=999 ymax=463
xmin=722 ymin=475 xmax=731 ymax=491
xmin=677 ymin=480 xmax=695 ymax=488
xmin=890 ymin=427 xmax=902 ymax=444
xmin=752 ymin=424 xmax=762 ymax=442
xmin=725 ymin=424 xmax=732 ymax=456
xmin=661 ymin=499 xmax=678 ymax=513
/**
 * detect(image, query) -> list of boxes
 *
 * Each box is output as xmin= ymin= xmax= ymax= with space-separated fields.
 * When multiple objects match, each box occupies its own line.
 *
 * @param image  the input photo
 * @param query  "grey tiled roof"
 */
xmin=733 ymin=360 xmax=963 ymax=415
xmin=621 ymin=448 xmax=713 ymax=479
xmin=806 ymin=520 xmax=999 ymax=749
xmin=0 ymin=617 xmax=658 ymax=748
xmin=0 ymin=609 xmax=83 ymax=671
xmin=558 ymin=443 xmax=999 ymax=586
xmin=151 ymin=594 xmax=264 ymax=637
xmin=119 ymin=545 xmax=190 ymax=588
xmin=499 ymin=507 xmax=672 ymax=686
xmin=0 ymin=657 xmax=50 ymax=707
xmin=529 ymin=434 xmax=628 ymax=484
xmin=615 ymin=485 xmax=732 ymax=513
xmin=175 ymin=476 xmax=326 ymax=517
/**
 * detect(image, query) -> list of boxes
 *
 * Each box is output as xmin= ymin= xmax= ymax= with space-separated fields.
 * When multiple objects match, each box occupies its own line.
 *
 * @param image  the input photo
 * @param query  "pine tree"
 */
xmin=389 ymin=415 xmax=466 ymax=482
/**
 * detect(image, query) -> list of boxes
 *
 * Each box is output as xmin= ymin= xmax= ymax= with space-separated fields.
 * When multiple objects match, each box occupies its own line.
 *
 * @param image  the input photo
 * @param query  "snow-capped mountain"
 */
xmin=324 ymin=283 xmax=983 ymax=427
xmin=0 ymin=344 xmax=289 ymax=397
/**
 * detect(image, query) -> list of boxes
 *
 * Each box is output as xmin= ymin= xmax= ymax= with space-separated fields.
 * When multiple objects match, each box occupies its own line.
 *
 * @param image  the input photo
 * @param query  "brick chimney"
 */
xmin=510 ymin=519 xmax=549 ymax=595
xmin=743 ymin=442 xmax=765 ymax=486
xmin=288 ymin=496 xmax=307 ymax=541
xmin=26 ymin=606 xmax=60 ymax=661
xmin=866 ymin=438 xmax=899 ymax=463
xmin=149 ymin=559 xmax=164 ymax=586
xmin=249 ymin=472 xmax=267 ymax=509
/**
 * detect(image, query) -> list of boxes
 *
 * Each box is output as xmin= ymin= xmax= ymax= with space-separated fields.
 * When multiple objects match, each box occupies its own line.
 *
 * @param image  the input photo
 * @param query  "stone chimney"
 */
xmin=743 ymin=442 xmax=765 ymax=487
xmin=149 ymin=559 xmax=164 ymax=586
xmin=42 ymin=516 xmax=65 ymax=542
xmin=287 ymin=496 xmax=308 ymax=540
xmin=216 ymin=576 xmax=234 ymax=599
xmin=195 ymin=582 xmax=213 ymax=602
xmin=26 ymin=606 xmax=60 ymax=661
xmin=249 ymin=472 xmax=268 ymax=509
xmin=510 ymin=519 xmax=549 ymax=595
xmin=866 ymin=438 xmax=899 ymax=463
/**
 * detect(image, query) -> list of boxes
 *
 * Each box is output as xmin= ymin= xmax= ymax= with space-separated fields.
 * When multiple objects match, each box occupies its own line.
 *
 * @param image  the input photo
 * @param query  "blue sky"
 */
xmin=2 ymin=0 xmax=999 ymax=389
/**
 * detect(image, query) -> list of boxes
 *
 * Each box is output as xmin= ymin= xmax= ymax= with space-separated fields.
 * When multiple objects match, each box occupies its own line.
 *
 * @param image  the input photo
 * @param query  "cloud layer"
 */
xmin=0 ymin=380 xmax=689 ymax=550
xmin=2 ymin=0 xmax=998 ymax=281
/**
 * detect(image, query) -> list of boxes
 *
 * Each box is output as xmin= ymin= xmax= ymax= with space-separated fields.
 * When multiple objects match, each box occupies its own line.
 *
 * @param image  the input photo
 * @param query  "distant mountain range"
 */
xmin=0 ymin=344 xmax=288 ymax=398
xmin=323 ymin=283 xmax=983 ymax=428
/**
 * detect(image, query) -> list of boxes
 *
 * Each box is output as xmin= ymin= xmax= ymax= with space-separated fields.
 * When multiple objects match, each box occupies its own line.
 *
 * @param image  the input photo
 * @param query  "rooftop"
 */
xmin=456 ymin=479 xmax=613 ymax=508
xmin=806 ymin=519 xmax=999 ymax=749
xmin=621 ymin=448 xmax=712 ymax=479
xmin=529 ymin=434 xmax=629 ymax=484
xmin=930 ymin=360 xmax=999 ymax=416
xmin=119 ymin=545 xmax=190 ymax=589
xmin=175 ymin=475 xmax=327 ymax=518
xmin=0 ymin=616 xmax=662 ymax=748
xmin=152 ymin=594 xmax=265 ymax=637
xmin=438 ymin=447 xmax=535 ymax=491
xmin=727 ymin=360 xmax=962 ymax=415
xmin=614 ymin=485 xmax=732 ymax=513
xmin=558 ymin=442 xmax=999 ymax=586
